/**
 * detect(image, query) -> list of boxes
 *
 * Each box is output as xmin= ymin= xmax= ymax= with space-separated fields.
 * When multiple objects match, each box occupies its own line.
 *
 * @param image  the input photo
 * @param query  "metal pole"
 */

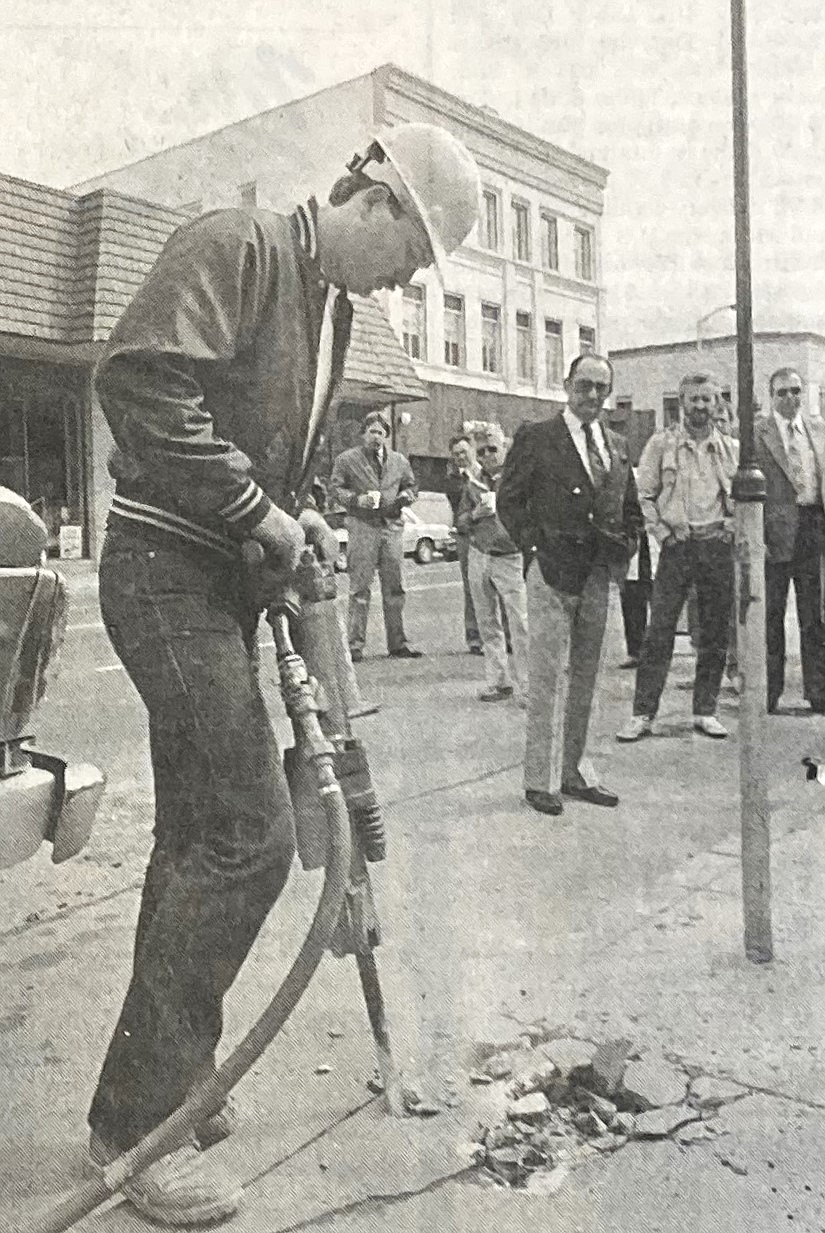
xmin=730 ymin=0 xmax=773 ymax=962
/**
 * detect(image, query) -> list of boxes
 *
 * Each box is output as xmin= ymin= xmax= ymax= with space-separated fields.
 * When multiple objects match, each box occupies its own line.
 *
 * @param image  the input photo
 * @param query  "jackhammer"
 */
xmin=28 ymin=546 xmax=400 ymax=1233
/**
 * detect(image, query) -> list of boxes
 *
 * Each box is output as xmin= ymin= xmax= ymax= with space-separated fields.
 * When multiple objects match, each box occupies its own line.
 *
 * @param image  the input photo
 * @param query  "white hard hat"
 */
xmin=355 ymin=123 xmax=481 ymax=275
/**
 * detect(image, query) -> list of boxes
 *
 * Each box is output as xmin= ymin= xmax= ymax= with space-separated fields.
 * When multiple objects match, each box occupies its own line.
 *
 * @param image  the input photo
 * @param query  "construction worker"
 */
xmin=87 ymin=123 xmax=480 ymax=1227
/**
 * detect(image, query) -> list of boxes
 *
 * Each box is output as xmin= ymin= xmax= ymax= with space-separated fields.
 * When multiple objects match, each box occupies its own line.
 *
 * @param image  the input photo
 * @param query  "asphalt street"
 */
xmin=5 ymin=558 xmax=825 ymax=1232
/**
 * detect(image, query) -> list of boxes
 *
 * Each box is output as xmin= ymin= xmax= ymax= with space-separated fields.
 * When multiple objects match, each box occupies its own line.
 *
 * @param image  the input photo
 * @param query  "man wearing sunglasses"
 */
xmin=755 ymin=368 xmax=825 ymax=714
xmin=498 ymin=353 xmax=642 ymax=816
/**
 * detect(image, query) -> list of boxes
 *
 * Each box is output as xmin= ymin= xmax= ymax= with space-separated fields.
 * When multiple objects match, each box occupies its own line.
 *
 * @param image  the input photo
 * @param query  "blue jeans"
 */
xmin=89 ymin=524 xmax=295 ymax=1150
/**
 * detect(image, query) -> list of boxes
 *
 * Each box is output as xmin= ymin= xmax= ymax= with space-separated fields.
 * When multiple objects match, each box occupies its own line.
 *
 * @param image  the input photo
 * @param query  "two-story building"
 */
xmin=73 ymin=63 xmax=608 ymax=487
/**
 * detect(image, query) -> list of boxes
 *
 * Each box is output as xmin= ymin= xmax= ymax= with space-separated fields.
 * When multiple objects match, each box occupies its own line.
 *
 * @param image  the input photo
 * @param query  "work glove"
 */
xmin=297 ymin=507 xmax=341 ymax=566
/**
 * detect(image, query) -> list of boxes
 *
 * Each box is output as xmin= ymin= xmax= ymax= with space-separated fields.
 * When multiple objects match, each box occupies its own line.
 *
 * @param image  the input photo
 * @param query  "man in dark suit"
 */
xmin=754 ymin=367 xmax=825 ymax=713
xmin=498 ymin=353 xmax=642 ymax=816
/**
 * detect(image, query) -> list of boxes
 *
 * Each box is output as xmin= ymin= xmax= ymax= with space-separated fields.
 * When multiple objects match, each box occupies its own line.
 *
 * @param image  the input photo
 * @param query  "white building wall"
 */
xmin=611 ymin=333 xmax=825 ymax=430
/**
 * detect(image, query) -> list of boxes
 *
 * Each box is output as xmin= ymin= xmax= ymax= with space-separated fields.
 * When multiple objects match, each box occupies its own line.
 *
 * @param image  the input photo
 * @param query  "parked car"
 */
xmin=326 ymin=491 xmax=456 ymax=570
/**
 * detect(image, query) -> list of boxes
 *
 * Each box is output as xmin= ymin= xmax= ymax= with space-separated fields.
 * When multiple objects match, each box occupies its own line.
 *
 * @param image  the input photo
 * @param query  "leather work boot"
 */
xmin=88 ymin=1133 xmax=243 ymax=1226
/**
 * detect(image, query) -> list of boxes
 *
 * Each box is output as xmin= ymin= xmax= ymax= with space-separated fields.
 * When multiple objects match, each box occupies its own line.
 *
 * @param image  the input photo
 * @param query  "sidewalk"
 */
xmin=5 ymin=588 xmax=825 ymax=1232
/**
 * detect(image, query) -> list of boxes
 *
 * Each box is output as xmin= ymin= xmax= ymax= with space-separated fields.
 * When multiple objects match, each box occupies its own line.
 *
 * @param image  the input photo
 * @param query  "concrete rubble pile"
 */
xmin=466 ymin=1028 xmax=748 ymax=1193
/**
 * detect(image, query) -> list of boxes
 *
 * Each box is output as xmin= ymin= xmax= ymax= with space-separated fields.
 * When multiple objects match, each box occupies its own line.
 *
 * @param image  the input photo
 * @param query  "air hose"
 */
xmin=26 ymin=613 xmax=352 ymax=1233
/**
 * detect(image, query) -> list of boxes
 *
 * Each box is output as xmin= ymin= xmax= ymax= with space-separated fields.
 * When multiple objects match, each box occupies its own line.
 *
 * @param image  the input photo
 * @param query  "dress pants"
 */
xmin=765 ymin=505 xmax=825 ymax=710
xmin=89 ymin=525 xmax=296 ymax=1151
xmin=633 ymin=536 xmax=733 ymax=719
xmin=456 ymin=531 xmax=481 ymax=649
xmin=620 ymin=581 xmax=650 ymax=660
xmin=467 ymin=546 xmax=529 ymax=696
xmin=347 ymin=519 xmax=408 ymax=654
xmin=524 ymin=559 xmax=610 ymax=794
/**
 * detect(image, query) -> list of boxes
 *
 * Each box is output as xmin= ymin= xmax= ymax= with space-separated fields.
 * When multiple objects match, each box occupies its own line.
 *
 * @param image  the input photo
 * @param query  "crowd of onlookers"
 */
xmin=333 ymin=358 xmax=825 ymax=816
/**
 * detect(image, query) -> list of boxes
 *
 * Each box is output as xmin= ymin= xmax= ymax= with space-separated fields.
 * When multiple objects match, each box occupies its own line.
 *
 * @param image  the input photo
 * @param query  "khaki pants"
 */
xmin=347 ymin=519 xmax=407 ymax=654
xmin=524 ymin=559 xmax=610 ymax=794
xmin=467 ymin=546 xmax=529 ymax=695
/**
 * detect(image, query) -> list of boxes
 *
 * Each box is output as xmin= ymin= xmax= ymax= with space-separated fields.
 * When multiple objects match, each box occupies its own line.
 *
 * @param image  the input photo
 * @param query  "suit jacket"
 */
xmin=753 ymin=413 xmax=825 ymax=563
xmin=329 ymin=444 xmax=417 ymax=529
xmin=497 ymin=413 xmax=642 ymax=596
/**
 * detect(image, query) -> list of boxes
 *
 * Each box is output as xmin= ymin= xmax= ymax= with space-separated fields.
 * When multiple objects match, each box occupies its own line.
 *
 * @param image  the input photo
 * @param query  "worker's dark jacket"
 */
xmin=497 ymin=413 xmax=642 ymax=596
xmin=95 ymin=202 xmax=353 ymax=556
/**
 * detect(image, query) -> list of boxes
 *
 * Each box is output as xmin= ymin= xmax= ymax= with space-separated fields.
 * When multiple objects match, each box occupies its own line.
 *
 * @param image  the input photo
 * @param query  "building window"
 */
xmin=574 ymin=226 xmax=594 ymax=281
xmin=481 ymin=303 xmax=502 ymax=374
xmin=578 ymin=325 xmax=596 ymax=354
xmin=443 ymin=294 xmax=465 ymax=367
xmin=402 ymin=285 xmax=427 ymax=361
xmin=540 ymin=212 xmax=559 ymax=271
xmin=239 ymin=181 xmax=257 ymax=208
xmin=663 ymin=394 xmax=680 ymax=427
xmin=516 ymin=310 xmax=534 ymax=382
xmin=544 ymin=319 xmax=564 ymax=386
xmin=480 ymin=189 xmax=500 ymax=251
xmin=512 ymin=200 xmax=531 ymax=263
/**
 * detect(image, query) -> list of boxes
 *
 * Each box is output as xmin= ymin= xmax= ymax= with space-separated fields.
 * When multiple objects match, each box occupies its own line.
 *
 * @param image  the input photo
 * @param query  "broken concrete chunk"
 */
xmin=632 ymin=1108 xmax=701 ymax=1139
xmin=611 ymin=1111 xmax=636 ymax=1136
xmin=677 ymin=1122 xmax=718 ymax=1145
xmin=688 ymin=1075 xmax=748 ymax=1110
xmin=540 ymin=1037 xmax=597 ymax=1078
xmin=507 ymin=1093 xmax=550 ymax=1123
xmin=574 ymin=1110 xmax=608 ymax=1137
xmin=315 ymin=1063 xmax=333 ymax=1075
xmin=482 ymin=1052 xmax=514 ymax=1080
xmin=591 ymin=1039 xmax=632 ymax=1098
xmin=522 ymin=1164 xmax=569 ymax=1196
xmin=621 ymin=1056 xmax=687 ymax=1110
xmin=510 ymin=1060 xmax=561 ymax=1098
xmin=576 ymin=1089 xmax=617 ymax=1123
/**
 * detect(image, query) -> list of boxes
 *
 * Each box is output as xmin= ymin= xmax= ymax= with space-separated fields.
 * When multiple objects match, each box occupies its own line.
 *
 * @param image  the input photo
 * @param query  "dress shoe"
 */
xmin=561 ymin=781 xmax=619 ymax=807
xmin=350 ymin=648 xmax=363 ymax=663
xmin=525 ymin=789 xmax=563 ymax=816
xmin=616 ymin=715 xmax=653 ymax=742
xmin=468 ymin=644 xmax=484 ymax=656
xmin=478 ymin=685 xmax=513 ymax=702
xmin=389 ymin=646 xmax=423 ymax=659
xmin=693 ymin=714 xmax=728 ymax=739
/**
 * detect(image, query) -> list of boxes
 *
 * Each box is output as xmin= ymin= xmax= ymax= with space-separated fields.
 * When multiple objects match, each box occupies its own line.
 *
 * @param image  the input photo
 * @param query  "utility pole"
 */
xmin=730 ymin=0 xmax=773 ymax=962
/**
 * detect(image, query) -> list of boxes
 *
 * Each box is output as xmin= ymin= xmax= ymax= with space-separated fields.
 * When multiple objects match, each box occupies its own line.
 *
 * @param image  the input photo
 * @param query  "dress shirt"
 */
xmin=678 ymin=433 xmax=728 ymax=529
xmin=774 ymin=411 xmax=820 ymax=506
xmin=562 ymin=408 xmax=611 ymax=482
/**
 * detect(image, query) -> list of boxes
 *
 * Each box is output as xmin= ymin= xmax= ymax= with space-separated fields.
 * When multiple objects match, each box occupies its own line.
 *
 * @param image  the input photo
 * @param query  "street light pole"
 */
xmin=696 ymin=303 xmax=736 ymax=354
xmin=730 ymin=0 xmax=773 ymax=963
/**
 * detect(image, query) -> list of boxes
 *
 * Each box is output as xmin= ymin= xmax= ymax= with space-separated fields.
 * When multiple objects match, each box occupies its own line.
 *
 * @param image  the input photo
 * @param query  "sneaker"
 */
xmin=693 ymin=715 xmax=728 ymax=739
xmin=616 ymin=716 xmax=653 ymax=742
xmin=478 ymin=685 xmax=514 ymax=702
xmin=88 ymin=1133 xmax=243 ymax=1227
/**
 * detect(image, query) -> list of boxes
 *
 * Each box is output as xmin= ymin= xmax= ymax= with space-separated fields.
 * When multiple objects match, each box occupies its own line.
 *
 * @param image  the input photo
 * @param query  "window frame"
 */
xmin=515 ymin=309 xmax=534 ymax=383
xmin=481 ymin=301 xmax=503 ymax=375
xmin=443 ymin=292 xmax=466 ymax=369
xmin=511 ymin=199 xmax=531 ymax=264
xmin=543 ymin=317 xmax=564 ymax=387
xmin=574 ymin=225 xmax=595 ymax=281
xmin=480 ymin=187 xmax=501 ymax=252
xmin=401 ymin=284 xmax=427 ymax=362
xmin=578 ymin=324 xmax=596 ymax=355
xmin=540 ymin=211 xmax=559 ymax=272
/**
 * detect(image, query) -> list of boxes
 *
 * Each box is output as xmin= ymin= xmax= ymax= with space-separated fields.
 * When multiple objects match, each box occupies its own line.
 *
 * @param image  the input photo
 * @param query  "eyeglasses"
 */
xmin=775 ymin=387 xmax=802 ymax=397
xmin=477 ymin=445 xmax=500 ymax=455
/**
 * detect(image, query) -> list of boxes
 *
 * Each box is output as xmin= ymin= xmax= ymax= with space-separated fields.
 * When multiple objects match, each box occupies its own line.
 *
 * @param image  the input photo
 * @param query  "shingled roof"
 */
xmin=343 ymin=294 xmax=427 ymax=405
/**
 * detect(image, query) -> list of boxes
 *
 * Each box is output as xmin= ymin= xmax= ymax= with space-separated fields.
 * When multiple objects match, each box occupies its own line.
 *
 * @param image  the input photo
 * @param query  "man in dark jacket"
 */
xmin=445 ymin=434 xmax=484 ymax=654
xmin=329 ymin=411 xmax=421 ymax=661
xmin=755 ymin=367 xmax=825 ymax=713
xmin=498 ymin=354 xmax=642 ymax=817
xmin=88 ymin=122 xmax=480 ymax=1225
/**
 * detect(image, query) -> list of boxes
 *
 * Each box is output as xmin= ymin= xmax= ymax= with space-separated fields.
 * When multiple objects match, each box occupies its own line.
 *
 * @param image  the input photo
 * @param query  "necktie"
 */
xmin=786 ymin=421 xmax=806 ymax=495
xmin=582 ymin=422 xmax=608 ymax=488
xmin=373 ymin=448 xmax=384 ymax=480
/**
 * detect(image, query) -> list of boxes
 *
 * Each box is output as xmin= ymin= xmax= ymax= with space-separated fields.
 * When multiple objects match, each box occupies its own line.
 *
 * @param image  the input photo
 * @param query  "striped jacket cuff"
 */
xmin=219 ymin=481 xmax=273 ymax=536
